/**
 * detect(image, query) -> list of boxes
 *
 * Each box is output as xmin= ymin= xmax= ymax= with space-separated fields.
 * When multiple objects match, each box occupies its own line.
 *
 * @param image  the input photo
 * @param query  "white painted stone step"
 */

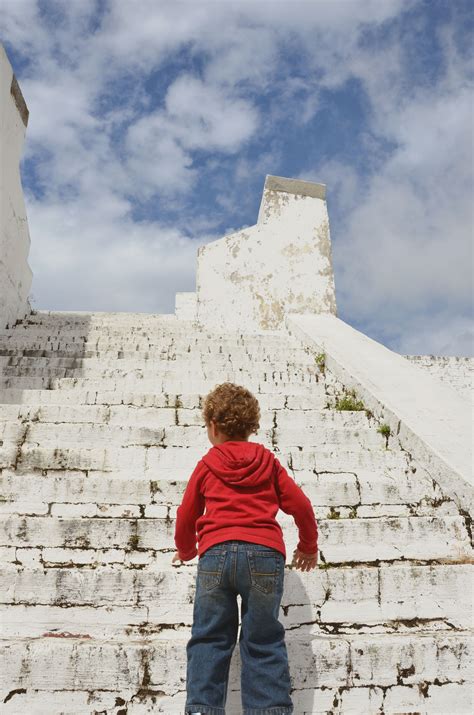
xmin=0 ymin=484 xmax=456 ymax=522
xmin=0 ymin=354 xmax=317 ymax=374
xmin=0 ymin=388 xmax=328 ymax=410
xmin=0 ymin=403 xmax=371 ymax=428
xmin=7 ymin=357 xmax=305 ymax=380
xmin=3 ymin=309 xmax=283 ymax=329
xmin=1 ymin=513 xmax=470 ymax=564
xmin=0 ymin=422 xmax=386 ymax=450
xmin=0 ymin=603 xmax=463 ymax=640
xmin=1 ymin=681 xmax=472 ymax=714
xmin=0 ymin=338 xmax=313 ymax=353
xmin=3 ymin=316 xmax=286 ymax=333
xmin=0 ymin=355 xmax=319 ymax=374
xmin=0 ymin=466 xmax=442 ymax=510
xmin=0 ymin=343 xmax=308 ymax=365
xmin=0 ymin=495 xmax=457 ymax=523
xmin=0 ymin=327 xmax=310 ymax=344
xmin=0 ymin=322 xmax=294 ymax=342
xmin=0 ymin=442 xmax=411 ymax=475
xmin=0 ymin=376 xmax=322 ymax=393
xmin=1 ymin=631 xmax=471 ymax=694
xmin=7 ymin=309 xmax=186 ymax=323
xmin=2 ymin=563 xmax=471 ymax=631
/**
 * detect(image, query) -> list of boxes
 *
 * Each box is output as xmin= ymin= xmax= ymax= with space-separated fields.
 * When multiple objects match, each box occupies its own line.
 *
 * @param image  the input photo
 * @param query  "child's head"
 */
xmin=202 ymin=382 xmax=261 ymax=444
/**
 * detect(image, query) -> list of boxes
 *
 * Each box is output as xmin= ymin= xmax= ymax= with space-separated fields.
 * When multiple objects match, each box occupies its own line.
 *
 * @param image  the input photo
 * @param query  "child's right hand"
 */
xmin=291 ymin=547 xmax=318 ymax=571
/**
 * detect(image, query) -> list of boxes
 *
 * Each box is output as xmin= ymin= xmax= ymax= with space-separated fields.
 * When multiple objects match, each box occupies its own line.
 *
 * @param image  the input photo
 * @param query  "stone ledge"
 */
xmin=264 ymin=174 xmax=326 ymax=200
xmin=10 ymin=74 xmax=29 ymax=127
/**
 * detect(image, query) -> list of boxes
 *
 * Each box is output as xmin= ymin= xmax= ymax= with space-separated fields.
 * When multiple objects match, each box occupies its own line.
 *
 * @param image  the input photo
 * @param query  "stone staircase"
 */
xmin=0 ymin=310 xmax=472 ymax=714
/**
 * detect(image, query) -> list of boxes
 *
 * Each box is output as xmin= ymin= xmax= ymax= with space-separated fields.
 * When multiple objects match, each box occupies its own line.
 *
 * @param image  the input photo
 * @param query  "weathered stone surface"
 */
xmin=404 ymin=354 xmax=473 ymax=402
xmin=195 ymin=175 xmax=336 ymax=332
xmin=0 ymin=311 xmax=472 ymax=713
xmin=0 ymin=45 xmax=33 ymax=333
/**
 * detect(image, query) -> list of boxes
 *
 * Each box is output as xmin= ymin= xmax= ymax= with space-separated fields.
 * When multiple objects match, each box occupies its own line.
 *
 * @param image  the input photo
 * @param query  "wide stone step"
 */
xmin=0 ymin=354 xmax=318 ymax=373
xmin=1 ymin=632 xmax=471 ymax=714
xmin=0 ymin=403 xmax=369 ymax=429
xmin=0 ymin=314 xmax=279 ymax=329
xmin=6 ymin=310 xmax=188 ymax=325
xmin=0 ymin=365 xmax=320 ymax=385
xmin=2 ymin=563 xmax=471 ymax=633
xmin=0 ymin=340 xmax=315 ymax=365
xmin=0 ymin=336 xmax=289 ymax=354
xmin=0 ymin=463 xmax=454 ymax=521
xmin=0 ymin=342 xmax=304 ymax=363
xmin=0 ymin=388 xmax=328 ymax=410
xmin=1 ymin=513 xmax=470 ymax=565
xmin=0 ymin=338 xmax=303 ymax=359
xmin=0 ymin=343 xmax=314 ymax=361
xmin=0 ymin=375 xmax=321 ymax=393
xmin=2 ymin=682 xmax=472 ymax=715
xmin=0 ymin=323 xmax=293 ymax=343
xmin=0 ymin=474 xmax=458 ymax=520
xmin=0 ymin=439 xmax=410 ymax=475
xmin=0 ymin=422 xmax=385 ymax=451
xmin=8 ymin=501 xmax=438 ymax=522
xmin=2 ymin=316 xmax=286 ymax=333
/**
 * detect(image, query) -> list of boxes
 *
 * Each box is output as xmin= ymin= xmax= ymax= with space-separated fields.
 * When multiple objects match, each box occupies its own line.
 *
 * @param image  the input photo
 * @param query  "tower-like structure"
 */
xmin=176 ymin=175 xmax=337 ymax=332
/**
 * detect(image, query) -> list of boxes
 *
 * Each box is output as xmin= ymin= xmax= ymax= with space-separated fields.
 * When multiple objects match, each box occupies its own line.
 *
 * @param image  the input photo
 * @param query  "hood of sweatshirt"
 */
xmin=201 ymin=440 xmax=275 ymax=488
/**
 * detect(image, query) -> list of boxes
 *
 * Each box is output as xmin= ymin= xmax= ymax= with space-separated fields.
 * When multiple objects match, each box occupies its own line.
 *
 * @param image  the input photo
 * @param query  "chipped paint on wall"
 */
xmin=0 ymin=44 xmax=33 ymax=331
xmin=193 ymin=174 xmax=337 ymax=333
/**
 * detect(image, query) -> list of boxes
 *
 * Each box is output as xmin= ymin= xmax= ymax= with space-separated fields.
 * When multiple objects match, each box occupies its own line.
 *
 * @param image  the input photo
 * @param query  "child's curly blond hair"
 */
xmin=202 ymin=382 xmax=261 ymax=439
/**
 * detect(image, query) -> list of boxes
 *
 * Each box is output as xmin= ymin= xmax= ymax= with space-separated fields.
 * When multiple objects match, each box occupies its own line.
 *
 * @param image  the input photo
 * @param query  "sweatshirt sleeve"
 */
xmin=174 ymin=460 xmax=206 ymax=561
xmin=273 ymin=458 xmax=318 ymax=554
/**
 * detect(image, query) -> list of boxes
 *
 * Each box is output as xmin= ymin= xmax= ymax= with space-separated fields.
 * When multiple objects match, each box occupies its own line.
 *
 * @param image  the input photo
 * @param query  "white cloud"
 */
xmin=165 ymin=75 xmax=259 ymax=151
xmin=305 ymin=21 xmax=473 ymax=355
xmin=26 ymin=188 xmax=209 ymax=313
xmin=1 ymin=0 xmax=471 ymax=355
xmin=123 ymin=74 xmax=260 ymax=196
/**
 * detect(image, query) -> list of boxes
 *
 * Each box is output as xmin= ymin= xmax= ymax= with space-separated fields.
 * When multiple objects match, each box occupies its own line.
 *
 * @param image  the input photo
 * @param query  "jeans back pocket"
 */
xmin=197 ymin=550 xmax=226 ymax=591
xmin=246 ymin=550 xmax=280 ymax=594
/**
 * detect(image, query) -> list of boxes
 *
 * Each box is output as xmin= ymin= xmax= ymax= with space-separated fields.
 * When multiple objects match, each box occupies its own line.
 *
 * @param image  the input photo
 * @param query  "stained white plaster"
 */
xmin=195 ymin=174 xmax=337 ymax=332
xmin=0 ymin=44 xmax=33 ymax=331
xmin=175 ymin=291 xmax=197 ymax=320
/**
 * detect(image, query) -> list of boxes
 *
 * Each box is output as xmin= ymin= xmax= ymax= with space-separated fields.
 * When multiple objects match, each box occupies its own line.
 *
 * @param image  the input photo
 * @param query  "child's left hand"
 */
xmin=172 ymin=551 xmax=184 ymax=565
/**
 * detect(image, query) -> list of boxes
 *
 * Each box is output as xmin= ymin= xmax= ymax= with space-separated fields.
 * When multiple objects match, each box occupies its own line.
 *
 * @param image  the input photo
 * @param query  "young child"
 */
xmin=173 ymin=382 xmax=318 ymax=715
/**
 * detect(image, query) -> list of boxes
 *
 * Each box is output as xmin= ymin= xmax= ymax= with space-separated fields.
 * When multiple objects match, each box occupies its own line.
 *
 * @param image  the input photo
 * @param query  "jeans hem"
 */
xmin=185 ymin=705 xmax=225 ymax=715
xmin=242 ymin=708 xmax=294 ymax=715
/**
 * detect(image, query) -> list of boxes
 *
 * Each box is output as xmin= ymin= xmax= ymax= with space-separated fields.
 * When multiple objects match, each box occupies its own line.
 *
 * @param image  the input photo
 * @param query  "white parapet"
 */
xmin=195 ymin=174 xmax=337 ymax=333
xmin=0 ymin=43 xmax=33 ymax=330
xmin=286 ymin=312 xmax=474 ymax=518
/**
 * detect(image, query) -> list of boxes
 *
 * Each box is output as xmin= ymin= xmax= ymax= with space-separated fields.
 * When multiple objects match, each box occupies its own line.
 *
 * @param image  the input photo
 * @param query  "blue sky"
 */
xmin=1 ymin=0 xmax=473 ymax=355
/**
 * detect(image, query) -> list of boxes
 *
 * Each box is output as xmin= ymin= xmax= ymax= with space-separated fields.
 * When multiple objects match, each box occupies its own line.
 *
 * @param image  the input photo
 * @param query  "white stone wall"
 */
xmin=196 ymin=175 xmax=337 ymax=333
xmin=175 ymin=291 xmax=197 ymax=320
xmin=404 ymin=354 xmax=473 ymax=402
xmin=0 ymin=43 xmax=33 ymax=331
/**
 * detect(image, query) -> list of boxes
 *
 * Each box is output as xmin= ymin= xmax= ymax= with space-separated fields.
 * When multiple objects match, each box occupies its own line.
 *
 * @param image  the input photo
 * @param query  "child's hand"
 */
xmin=172 ymin=551 xmax=184 ymax=565
xmin=291 ymin=547 xmax=318 ymax=571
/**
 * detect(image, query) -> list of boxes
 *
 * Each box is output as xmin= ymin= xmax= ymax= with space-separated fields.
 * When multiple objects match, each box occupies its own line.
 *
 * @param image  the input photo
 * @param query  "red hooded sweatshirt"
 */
xmin=174 ymin=440 xmax=318 ymax=561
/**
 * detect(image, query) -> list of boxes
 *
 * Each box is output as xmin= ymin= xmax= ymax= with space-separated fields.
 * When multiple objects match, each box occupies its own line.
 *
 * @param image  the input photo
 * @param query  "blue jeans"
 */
xmin=185 ymin=539 xmax=294 ymax=715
